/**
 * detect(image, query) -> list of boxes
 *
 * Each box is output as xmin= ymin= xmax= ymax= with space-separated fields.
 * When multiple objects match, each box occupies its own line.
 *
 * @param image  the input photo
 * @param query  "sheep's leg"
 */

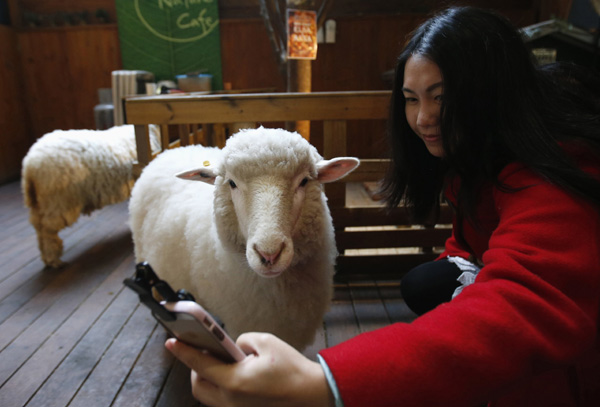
xmin=36 ymin=226 xmax=65 ymax=268
xmin=30 ymin=211 xmax=66 ymax=268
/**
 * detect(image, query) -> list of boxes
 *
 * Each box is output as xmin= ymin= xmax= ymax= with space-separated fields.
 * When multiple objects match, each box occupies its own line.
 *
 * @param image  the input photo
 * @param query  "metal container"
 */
xmin=176 ymin=73 xmax=213 ymax=92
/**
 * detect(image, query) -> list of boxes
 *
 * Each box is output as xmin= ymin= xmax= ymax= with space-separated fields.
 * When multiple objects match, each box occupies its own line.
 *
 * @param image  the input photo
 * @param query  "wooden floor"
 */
xmin=0 ymin=180 xmax=416 ymax=407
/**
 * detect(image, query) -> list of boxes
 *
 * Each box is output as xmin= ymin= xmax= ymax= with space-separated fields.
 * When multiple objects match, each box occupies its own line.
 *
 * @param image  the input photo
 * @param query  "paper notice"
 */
xmin=287 ymin=9 xmax=318 ymax=60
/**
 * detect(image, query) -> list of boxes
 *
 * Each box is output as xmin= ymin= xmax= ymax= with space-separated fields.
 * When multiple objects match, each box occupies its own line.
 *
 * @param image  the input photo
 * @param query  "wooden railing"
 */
xmin=125 ymin=91 xmax=452 ymax=280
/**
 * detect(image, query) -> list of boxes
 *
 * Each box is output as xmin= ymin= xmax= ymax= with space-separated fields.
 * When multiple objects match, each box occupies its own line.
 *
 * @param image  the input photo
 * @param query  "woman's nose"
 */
xmin=417 ymin=103 xmax=439 ymax=127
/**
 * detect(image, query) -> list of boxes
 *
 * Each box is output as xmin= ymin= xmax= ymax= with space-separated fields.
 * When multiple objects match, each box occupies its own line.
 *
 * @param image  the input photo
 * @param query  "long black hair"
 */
xmin=381 ymin=6 xmax=600 ymax=225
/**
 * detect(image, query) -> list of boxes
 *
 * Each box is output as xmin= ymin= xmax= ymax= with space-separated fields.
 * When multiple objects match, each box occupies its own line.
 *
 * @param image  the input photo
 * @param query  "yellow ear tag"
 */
xmin=203 ymin=160 xmax=210 ymax=167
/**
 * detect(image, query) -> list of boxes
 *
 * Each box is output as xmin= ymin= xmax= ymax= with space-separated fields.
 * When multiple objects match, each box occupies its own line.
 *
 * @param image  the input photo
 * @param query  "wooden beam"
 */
xmin=330 ymin=205 xmax=453 ymax=227
xmin=218 ymin=0 xmax=537 ymax=20
xmin=125 ymin=91 xmax=391 ymax=125
xmin=335 ymin=228 xmax=452 ymax=250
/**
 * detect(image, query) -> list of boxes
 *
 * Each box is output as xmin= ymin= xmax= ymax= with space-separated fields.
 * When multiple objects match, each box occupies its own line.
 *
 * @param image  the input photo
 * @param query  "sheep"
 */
xmin=129 ymin=127 xmax=359 ymax=350
xmin=22 ymin=124 xmax=160 ymax=268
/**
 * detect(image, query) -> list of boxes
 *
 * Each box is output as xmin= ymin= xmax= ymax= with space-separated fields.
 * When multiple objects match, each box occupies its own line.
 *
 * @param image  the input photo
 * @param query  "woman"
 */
xmin=166 ymin=7 xmax=600 ymax=407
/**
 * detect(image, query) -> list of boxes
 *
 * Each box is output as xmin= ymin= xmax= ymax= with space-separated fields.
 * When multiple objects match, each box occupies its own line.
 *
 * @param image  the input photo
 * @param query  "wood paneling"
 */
xmin=220 ymin=19 xmax=286 ymax=90
xmin=9 ymin=0 xmax=566 ymax=23
xmin=211 ymin=0 xmax=539 ymax=19
xmin=0 ymin=25 xmax=30 ymax=184
xmin=0 ymin=0 xmax=574 ymax=184
xmin=11 ymin=0 xmax=538 ymax=21
xmin=313 ymin=15 xmax=419 ymax=92
xmin=18 ymin=0 xmax=115 ymax=15
xmin=13 ymin=0 xmax=116 ymax=27
xmin=310 ymin=14 xmax=424 ymax=158
xmin=17 ymin=25 xmax=121 ymax=139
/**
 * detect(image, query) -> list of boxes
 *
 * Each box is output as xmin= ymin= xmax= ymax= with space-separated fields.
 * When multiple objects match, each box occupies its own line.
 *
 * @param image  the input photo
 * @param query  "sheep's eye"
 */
xmin=299 ymin=177 xmax=308 ymax=187
xmin=229 ymin=180 xmax=237 ymax=189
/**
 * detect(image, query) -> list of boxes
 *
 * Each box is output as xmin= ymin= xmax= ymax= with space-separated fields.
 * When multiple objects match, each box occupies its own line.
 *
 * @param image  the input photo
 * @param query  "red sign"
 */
xmin=287 ymin=9 xmax=318 ymax=60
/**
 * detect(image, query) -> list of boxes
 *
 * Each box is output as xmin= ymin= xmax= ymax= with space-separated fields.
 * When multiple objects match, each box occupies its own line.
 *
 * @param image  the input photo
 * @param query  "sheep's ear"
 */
xmin=175 ymin=167 xmax=218 ymax=185
xmin=316 ymin=157 xmax=360 ymax=183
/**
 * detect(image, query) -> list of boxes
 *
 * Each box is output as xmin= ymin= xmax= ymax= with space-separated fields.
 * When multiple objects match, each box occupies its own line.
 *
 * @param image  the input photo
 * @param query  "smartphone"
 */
xmin=124 ymin=262 xmax=246 ymax=363
xmin=157 ymin=300 xmax=246 ymax=363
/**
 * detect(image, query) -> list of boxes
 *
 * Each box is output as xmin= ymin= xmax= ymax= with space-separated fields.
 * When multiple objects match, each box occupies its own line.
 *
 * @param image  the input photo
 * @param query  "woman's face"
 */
xmin=402 ymin=55 xmax=444 ymax=157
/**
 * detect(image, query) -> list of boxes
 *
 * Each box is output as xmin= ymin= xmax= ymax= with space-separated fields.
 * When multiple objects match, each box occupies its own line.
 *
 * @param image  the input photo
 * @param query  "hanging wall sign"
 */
xmin=287 ymin=9 xmax=318 ymax=60
xmin=116 ymin=0 xmax=223 ymax=88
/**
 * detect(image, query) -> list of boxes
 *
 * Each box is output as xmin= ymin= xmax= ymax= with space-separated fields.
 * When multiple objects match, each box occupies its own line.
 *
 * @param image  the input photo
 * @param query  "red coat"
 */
xmin=319 ymin=162 xmax=600 ymax=406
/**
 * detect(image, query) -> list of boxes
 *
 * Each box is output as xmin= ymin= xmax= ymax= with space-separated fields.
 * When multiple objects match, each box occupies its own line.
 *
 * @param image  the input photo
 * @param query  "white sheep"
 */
xmin=129 ymin=127 xmax=359 ymax=350
xmin=22 ymin=124 xmax=160 ymax=268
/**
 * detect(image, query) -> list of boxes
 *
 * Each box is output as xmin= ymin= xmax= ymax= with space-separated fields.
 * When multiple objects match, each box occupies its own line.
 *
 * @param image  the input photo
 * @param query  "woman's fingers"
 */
xmin=165 ymin=338 xmax=215 ymax=370
xmin=166 ymin=338 xmax=234 ymax=406
xmin=235 ymin=332 xmax=271 ymax=355
xmin=190 ymin=370 xmax=221 ymax=407
xmin=165 ymin=338 xmax=235 ymax=384
xmin=166 ymin=334 xmax=333 ymax=407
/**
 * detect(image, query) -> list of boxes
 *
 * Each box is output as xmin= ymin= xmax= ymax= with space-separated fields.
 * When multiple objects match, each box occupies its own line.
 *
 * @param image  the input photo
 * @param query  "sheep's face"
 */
xmin=176 ymin=128 xmax=359 ymax=278
xmin=222 ymin=167 xmax=317 ymax=277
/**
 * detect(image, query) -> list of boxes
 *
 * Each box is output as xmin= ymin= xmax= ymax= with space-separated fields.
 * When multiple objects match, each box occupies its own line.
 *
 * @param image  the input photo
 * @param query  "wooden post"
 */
xmin=259 ymin=0 xmax=333 ymax=140
xmin=286 ymin=59 xmax=311 ymax=139
xmin=285 ymin=0 xmax=317 ymax=140
xmin=6 ymin=0 xmax=22 ymax=27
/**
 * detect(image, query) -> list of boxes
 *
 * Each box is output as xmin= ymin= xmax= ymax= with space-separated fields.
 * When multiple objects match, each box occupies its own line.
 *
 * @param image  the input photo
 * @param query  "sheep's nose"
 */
xmin=256 ymin=245 xmax=283 ymax=266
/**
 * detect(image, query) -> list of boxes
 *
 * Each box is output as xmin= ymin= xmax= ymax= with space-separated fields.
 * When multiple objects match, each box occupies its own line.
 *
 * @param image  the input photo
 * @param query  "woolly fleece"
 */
xmin=22 ymin=124 xmax=160 ymax=267
xmin=129 ymin=127 xmax=357 ymax=350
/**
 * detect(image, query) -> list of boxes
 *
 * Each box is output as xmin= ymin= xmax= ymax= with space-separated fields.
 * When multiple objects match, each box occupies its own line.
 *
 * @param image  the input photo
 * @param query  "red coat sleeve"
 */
xmin=436 ymin=226 xmax=472 ymax=260
xmin=319 ymin=167 xmax=600 ymax=407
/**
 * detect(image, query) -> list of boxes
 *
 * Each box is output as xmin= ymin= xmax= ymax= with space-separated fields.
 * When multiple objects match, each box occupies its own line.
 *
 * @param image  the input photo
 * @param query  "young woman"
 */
xmin=166 ymin=7 xmax=600 ymax=407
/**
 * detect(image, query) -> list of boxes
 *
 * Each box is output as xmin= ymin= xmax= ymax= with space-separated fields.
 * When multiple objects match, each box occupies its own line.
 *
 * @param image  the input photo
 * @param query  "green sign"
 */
xmin=116 ymin=0 xmax=223 ymax=89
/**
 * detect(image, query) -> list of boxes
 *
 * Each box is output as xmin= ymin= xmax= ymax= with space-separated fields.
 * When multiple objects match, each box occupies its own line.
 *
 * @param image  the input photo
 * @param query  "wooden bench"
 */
xmin=125 ymin=91 xmax=452 ymax=281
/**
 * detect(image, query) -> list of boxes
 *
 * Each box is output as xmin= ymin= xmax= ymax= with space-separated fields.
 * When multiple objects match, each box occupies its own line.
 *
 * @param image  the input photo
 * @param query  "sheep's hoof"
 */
xmin=43 ymin=259 xmax=67 ymax=270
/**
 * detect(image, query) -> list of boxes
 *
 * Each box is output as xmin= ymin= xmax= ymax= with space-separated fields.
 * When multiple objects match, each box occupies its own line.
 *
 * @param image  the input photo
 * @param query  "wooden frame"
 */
xmin=125 ymin=91 xmax=452 ymax=280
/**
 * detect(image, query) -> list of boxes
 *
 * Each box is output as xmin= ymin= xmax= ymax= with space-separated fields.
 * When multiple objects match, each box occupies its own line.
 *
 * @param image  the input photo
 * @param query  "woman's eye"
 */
xmin=229 ymin=180 xmax=237 ymax=189
xmin=299 ymin=177 xmax=308 ymax=187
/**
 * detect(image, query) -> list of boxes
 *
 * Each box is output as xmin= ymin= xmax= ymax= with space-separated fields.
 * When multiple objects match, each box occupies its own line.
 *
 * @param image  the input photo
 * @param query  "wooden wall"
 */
xmin=0 ymin=25 xmax=30 ymax=184
xmin=0 ymin=0 xmax=574 ymax=184
xmin=18 ymin=26 xmax=122 ymax=139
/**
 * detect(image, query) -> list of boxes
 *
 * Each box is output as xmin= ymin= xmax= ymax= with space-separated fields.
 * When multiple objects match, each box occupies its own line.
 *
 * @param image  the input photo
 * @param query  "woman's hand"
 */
xmin=165 ymin=332 xmax=335 ymax=407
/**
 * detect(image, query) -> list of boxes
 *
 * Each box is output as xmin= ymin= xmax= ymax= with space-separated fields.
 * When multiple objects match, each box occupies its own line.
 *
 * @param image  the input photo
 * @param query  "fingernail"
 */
xmin=165 ymin=338 xmax=176 ymax=351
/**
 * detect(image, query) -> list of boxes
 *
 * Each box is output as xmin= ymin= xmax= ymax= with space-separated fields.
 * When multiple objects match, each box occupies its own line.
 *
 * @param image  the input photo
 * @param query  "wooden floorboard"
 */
xmin=323 ymin=285 xmax=362 ymax=348
xmin=20 ymin=256 xmax=139 ymax=407
xmin=0 ymin=180 xmax=416 ymax=407
xmin=111 ymin=326 xmax=176 ymax=407
xmin=349 ymin=282 xmax=393 ymax=333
